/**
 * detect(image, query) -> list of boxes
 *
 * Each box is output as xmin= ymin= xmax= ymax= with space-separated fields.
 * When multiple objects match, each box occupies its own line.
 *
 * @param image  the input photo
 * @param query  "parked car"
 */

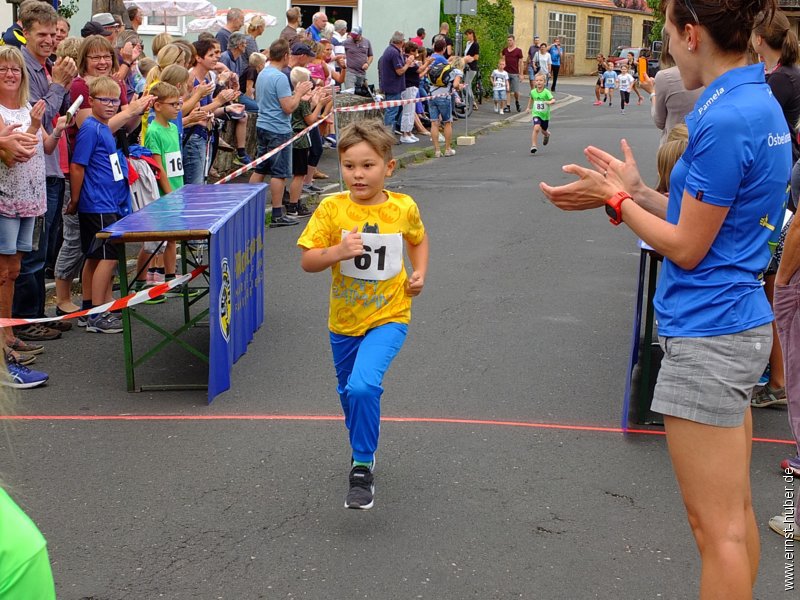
xmin=608 ymin=43 xmax=662 ymax=78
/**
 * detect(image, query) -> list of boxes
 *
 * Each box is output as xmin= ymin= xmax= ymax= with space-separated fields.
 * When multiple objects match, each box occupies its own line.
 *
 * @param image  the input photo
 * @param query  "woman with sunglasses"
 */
xmin=541 ymin=1 xmax=788 ymax=597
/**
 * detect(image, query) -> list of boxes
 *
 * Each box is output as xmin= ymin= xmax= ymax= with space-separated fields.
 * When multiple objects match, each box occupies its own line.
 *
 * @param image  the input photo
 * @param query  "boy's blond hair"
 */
xmin=290 ymin=66 xmax=311 ymax=87
xmin=150 ymin=82 xmax=180 ymax=102
xmin=89 ymin=76 xmax=121 ymax=99
xmin=159 ymin=64 xmax=190 ymax=89
xmin=337 ymin=121 xmax=396 ymax=162
xmin=249 ymin=51 xmax=266 ymax=69
xmin=55 ymin=36 xmax=81 ymax=62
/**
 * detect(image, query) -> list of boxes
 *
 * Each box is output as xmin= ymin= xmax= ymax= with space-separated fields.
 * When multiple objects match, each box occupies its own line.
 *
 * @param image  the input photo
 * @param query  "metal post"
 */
xmin=332 ymin=83 xmax=344 ymax=193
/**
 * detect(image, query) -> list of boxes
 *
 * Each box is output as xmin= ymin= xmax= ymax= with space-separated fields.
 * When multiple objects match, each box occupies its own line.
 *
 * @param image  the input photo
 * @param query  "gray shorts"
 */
xmin=651 ymin=324 xmax=772 ymax=427
xmin=509 ymin=74 xmax=520 ymax=94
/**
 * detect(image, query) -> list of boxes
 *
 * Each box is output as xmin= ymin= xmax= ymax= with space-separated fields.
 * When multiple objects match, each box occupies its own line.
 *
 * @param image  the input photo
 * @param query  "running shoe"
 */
xmin=593 ymin=100 xmax=603 ymax=106
xmin=345 ymin=465 xmax=375 ymax=510
xmin=233 ymin=152 xmax=253 ymax=166
xmin=286 ymin=203 xmax=313 ymax=218
xmin=543 ymin=133 xmax=550 ymax=146
xmin=768 ymin=513 xmax=800 ymax=541
xmin=780 ymin=458 xmax=800 ymax=477
xmin=270 ymin=215 xmax=300 ymax=228
xmin=5 ymin=349 xmax=36 ymax=366
xmin=47 ymin=320 xmax=72 ymax=332
xmin=515 ymin=100 xmax=521 ymax=112
xmin=165 ymin=285 xmax=201 ymax=299
xmin=86 ymin=312 xmax=123 ymax=334
xmin=530 ymin=146 xmax=537 ymax=154
xmin=303 ymin=183 xmax=324 ymax=194
xmin=444 ymin=148 xmax=456 ymax=157
xmin=3 ymin=360 xmax=48 ymax=389
xmin=7 ymin=337 xmax=43 ymax=355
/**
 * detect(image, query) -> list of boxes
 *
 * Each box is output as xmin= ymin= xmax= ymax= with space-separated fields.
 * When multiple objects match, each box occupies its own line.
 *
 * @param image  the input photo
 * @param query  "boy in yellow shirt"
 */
xmin=297 ymin=121 xmax=429 ymax=510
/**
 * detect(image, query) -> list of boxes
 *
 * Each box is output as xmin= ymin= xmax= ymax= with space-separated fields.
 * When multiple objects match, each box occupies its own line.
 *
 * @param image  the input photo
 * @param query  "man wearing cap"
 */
xmin=307 ymin=12 xmax=328 ymax=43
xmin=80 ymin=21 xmax=112 ymax=39
xmin=216 ymin=8 xmax=244 ymax=53
xmin=285 ymin=42 xmax=315 ymax=76
xmin=92 ymin=12 xmax=121 ymax=45
xmin=343 ymin=26 xmax=372 ymax=91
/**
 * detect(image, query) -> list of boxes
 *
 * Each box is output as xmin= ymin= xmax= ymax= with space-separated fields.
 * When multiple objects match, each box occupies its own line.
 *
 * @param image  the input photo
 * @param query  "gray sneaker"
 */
xmin=86 ymin=312 xmax=123 ymax=334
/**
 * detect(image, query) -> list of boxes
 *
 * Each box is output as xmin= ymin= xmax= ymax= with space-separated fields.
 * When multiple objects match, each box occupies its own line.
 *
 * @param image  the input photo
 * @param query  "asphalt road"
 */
xmin=2 ymin=82 xmax=796 ymax=600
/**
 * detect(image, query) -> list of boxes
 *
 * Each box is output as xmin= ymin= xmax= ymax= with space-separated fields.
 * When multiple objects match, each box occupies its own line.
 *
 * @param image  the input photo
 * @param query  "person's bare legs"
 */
xmin=764 ymin=275 xmax=785 ymax=390
xmin=91 ymin=259 xmax=116 ymax=306
xmin=431 ymin=117 xmax=441 ymax=154
xmin=164 ymin=241 xmax=177 ymax=277
xmin=289 ymin=174 xmax=304 ymax=204
xmin=55 ymin=276 xmax=80 ymax=312
xmin=235 ymin=115 xmax=247 ymax=152
xmin=443 ymin=121 xmax=452 ymax=150
xmin=0 ymin=254 xmax=16 ymax=345
xmin=664 ymin=415 xmax=758 ymax=599
xmin=81 ymin=259 xmax=96 ymax=309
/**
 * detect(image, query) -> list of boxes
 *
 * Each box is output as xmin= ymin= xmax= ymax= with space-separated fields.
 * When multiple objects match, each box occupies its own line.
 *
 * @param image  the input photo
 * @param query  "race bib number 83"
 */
xmin=534 ymin=101 xmax=546 ymax=112
xmin=340 ymin=231 xmax=403 ymax=281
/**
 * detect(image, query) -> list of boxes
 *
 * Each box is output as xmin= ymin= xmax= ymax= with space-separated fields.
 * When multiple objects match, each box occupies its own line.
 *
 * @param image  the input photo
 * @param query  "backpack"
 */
xmin=429 ymin=61 xmax=454 ymax=88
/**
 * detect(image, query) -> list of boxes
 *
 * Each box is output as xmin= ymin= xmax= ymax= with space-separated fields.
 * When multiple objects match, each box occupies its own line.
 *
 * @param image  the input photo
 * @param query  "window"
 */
xmin=139 ymin=15 xmax=187 ymax=36
xmin=548 ymin=12 xmax=576 ymax=53
xmin=586 ymin=16 xmax=602 ymax=58
xmin=610 ymin=15 xmax=633 ymax=54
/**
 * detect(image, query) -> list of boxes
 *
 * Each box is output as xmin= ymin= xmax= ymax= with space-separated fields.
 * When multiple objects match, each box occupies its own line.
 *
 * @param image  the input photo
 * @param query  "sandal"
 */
xmin=8 ymin=337 xmax=44 ymax=355
xmin=5 ymin=349 xmax=36 ymax=366
xmin=313 ymin=169 xmax=330 ymax=179
xmin=751 ymin=384 xmax=787 ymax=408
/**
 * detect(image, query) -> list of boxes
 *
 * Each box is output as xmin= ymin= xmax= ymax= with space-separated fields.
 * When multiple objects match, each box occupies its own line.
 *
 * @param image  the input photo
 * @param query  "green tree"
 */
xmin=440 ymin=0 xmax=514 ymax=96
xmin=646 ymin=0 xmax=664 ymax=42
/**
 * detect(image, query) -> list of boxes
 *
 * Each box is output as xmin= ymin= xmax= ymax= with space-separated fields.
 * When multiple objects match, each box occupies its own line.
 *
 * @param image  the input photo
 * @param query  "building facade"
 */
xmin=513 ymin=0 xmax=654 ymax=75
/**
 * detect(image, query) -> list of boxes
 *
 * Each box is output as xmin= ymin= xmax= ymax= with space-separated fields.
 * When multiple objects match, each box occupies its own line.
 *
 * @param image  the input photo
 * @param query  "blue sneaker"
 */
xmin=233 ymin=152 xmax=253 ymax=166
xmin=4 ymin=360 xmax=48 ymax=389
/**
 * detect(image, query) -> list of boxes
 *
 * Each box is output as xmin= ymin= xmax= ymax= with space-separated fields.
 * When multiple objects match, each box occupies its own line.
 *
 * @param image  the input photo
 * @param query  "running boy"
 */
xmin=601 ymin=63 xmax=618 ymax=107
xmin=617 ymin=64 xmax=635 ymax=114
xmin=140 ymin=82 xmax=184 ymax=295
xmin=526 ymin=73 xmax=554 ymax=154
xmin=67 ymin=77 xmax=135 ymax=334
xmin=491 ymin=58 xmax=510 ymax=114
xmin=297 ymin=121 xmax=429 ymax=510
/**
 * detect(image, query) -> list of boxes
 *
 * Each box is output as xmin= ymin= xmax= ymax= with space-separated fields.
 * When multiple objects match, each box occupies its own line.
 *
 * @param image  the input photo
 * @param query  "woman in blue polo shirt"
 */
xmin=540 ymin=0 xmax=787 ymax=596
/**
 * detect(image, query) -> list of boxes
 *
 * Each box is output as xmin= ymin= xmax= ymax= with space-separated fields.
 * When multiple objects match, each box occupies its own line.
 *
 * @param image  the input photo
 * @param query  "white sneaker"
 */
xmin=409 ymin=135 xmax=419 ymax=142
xmin=444 ymin=148 xmax=456 ymax=157
xmin=400 ymin=136 xmax=415 ymax=144
xmin=434 ymin=150 xmax=442 ymax=158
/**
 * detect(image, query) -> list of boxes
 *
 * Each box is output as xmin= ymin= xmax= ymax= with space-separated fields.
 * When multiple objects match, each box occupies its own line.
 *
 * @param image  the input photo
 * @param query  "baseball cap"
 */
xmin=81 ymin=21 xmax=113 ymax=38
xmin=351 ymin=26 xmax=362 ymax=35
xmin=291 ymin=42 xmax=315 ymax=57
xmin=92 ymin=13 xmax=117 ymax=28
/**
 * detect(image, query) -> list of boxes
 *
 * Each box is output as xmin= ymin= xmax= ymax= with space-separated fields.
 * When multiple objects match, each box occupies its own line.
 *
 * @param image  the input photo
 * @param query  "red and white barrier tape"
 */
xmin=214 ymin=92 xmax=451 ymax=184
xmin=0 ymin=266 xmax=207 ymax=327
xmin=332 ymin=92 xmax=449 ymax=113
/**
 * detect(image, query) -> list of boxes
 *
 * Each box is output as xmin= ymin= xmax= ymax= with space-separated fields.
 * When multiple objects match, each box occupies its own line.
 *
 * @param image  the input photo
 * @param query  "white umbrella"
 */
xmin=122 ymin=0 xmax=217 ymax=20
xmin=186 ymin=9 xmax=277 ymax=34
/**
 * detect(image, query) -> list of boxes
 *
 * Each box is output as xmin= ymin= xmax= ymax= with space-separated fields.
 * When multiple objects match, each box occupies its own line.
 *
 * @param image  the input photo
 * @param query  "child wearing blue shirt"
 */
xmin=67 ymin=77 xmax=135 ymax=334
xmin=602 ymin=64 xmax=618 ymax=107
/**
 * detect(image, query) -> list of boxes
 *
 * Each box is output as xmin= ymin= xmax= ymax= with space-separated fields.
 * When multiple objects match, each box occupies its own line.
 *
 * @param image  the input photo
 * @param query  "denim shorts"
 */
xmin=0 ymin=215 xmax=35 ymax=255
xmin=254 ymin=129 xmax=292 ymax=179
xmin=493 ymin=89 xmax=507 ymax=101
xmin=652 ymin=324 xmax=772 ymax=427
xmin=429 ymin=96 xmax=453 ymax=124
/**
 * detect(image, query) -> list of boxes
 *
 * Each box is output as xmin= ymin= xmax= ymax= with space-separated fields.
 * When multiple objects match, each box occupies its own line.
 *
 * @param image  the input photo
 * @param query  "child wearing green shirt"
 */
xmin=526 ymin=73 xmax=555 ymax=154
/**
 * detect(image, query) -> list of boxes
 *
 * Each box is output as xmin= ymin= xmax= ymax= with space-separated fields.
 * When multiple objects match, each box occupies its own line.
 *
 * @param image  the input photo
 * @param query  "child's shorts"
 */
xmin=292 ymin=146 xmax=310 ymax=177
xmin=604 ymin=83 xmax=615 ymax=90
xmin=532 ymin=117 xmax=549 ymax=131
xmin=493 ymin=89 xmax=507 ymax=102
xmin=79 ymin=212 xmax=119 ymax=260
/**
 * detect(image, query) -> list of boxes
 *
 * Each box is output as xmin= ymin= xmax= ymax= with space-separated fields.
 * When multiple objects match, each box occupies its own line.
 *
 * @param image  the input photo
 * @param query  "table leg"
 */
xmin=118 ymin=242 xmax=136 ymax=392
xmin=637 ymin=253 xmax=660 ymax=422
xmin=180 ymin=240 xmax=190 ymax=324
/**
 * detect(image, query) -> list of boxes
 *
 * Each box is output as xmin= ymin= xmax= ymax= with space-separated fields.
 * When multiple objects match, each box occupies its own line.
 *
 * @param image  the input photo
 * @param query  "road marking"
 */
xmin=0 ymin=414 xmax=793 ymax=445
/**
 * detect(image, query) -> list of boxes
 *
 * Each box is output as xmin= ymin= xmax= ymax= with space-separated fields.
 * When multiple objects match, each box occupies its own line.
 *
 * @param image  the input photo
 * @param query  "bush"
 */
xmin=440 ymin=0 xmax=514 ymax=97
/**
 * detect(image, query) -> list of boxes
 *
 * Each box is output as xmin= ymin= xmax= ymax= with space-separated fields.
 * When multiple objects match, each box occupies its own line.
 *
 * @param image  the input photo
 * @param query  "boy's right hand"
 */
xmin=339 ymin=226 xmax=364 ymax=260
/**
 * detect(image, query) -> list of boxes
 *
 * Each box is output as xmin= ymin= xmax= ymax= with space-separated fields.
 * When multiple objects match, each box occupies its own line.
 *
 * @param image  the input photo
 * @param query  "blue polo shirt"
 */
xmin=655 ymin=63 xmax=790 ymax=337
xmin=71 ymin=116 xmax=131 ymax=215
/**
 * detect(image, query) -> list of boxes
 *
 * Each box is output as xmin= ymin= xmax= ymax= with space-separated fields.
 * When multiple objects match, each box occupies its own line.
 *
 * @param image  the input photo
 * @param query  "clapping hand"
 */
xmin=0 ymin=122 xmax=37 ymax=165
xmin=28 ymin=99 xmax=46 ymax=131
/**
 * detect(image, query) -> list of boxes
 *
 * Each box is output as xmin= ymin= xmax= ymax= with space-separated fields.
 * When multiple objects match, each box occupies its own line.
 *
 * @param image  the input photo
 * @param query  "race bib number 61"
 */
xmin=340 ymin=231 xmax=403 ymax=281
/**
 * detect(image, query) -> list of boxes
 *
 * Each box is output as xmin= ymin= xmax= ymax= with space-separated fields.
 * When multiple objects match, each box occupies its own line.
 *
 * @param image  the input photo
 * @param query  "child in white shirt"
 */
xmin=491 ymin=59 xmax=510 ymax=114
xmin=617 ymin=64 xmax=635 ymax=113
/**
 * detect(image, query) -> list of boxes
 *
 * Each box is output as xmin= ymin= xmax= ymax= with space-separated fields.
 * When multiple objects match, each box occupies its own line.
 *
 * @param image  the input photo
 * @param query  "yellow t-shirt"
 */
xmin=297 ymin=191 xmax=426 ymax=336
